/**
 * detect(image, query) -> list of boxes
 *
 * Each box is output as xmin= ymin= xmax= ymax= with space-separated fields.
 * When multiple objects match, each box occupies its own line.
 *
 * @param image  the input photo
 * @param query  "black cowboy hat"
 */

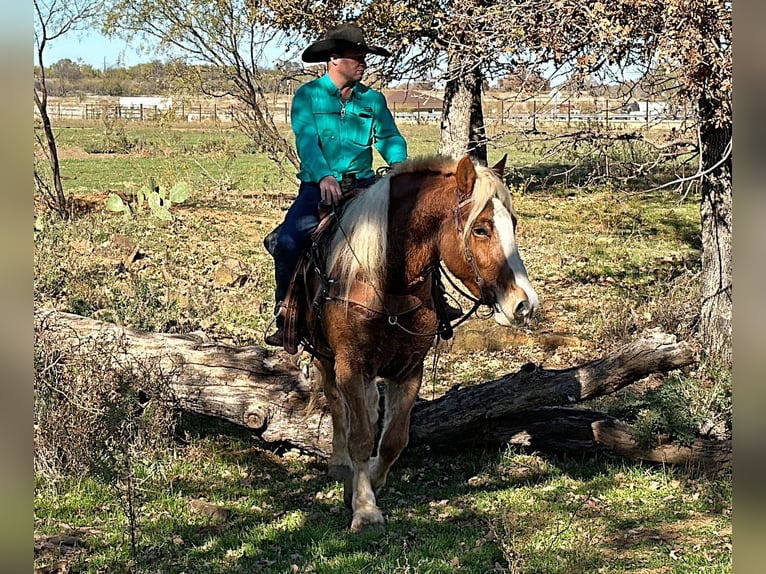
xmin=301 ymin=23 xmax=392 ymax=63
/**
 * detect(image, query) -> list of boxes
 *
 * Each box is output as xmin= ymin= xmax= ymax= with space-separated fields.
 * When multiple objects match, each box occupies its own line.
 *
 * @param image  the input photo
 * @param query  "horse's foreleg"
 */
xmin=370 ymin=365 xmax=423 ymax=493
xmin=336 ymin=368 xmax=384 ymax=532
xmin=316 ymin=360 xmax=352 ymax=481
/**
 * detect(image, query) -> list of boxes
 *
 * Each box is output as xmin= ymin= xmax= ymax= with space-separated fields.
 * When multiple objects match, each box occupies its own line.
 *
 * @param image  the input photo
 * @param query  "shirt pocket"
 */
xmin=346 ymin=110 xmax=373 ymax=147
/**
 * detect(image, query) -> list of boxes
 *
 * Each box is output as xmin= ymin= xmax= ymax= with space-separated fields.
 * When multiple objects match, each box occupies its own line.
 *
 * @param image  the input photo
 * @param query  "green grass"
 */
xmin=34 ymin=120 xmax=729 ymax=573
xmin=52 ymin=122 xmax=442 ymax=199
xmin=61 ymin=153 xmax=293 ymax=196
xmin=34 ymin=435 xmax=731 ymax=573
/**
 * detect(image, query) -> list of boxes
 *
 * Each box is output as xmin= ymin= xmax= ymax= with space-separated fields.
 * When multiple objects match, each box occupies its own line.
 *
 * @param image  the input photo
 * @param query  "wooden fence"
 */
xmin=37 ymin=98 xmax=688 ymax=128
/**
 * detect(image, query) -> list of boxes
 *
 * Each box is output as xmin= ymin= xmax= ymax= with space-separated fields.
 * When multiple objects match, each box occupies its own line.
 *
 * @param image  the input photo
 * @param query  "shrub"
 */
xmin=34 ymin=312 xmax=179 ymax=483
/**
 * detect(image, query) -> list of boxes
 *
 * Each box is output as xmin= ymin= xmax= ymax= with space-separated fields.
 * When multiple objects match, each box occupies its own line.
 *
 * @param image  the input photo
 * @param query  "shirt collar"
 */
xmin=320 ymin=72 xmax=356 ymax=99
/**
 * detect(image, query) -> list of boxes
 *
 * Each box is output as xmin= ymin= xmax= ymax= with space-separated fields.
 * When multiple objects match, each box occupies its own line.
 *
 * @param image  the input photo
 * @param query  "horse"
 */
xmin=297 ymin=154 xmax=539 ymax=532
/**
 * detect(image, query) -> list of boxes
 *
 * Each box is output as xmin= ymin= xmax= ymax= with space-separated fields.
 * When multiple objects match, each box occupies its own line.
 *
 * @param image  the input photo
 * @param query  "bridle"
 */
xmin=450 ymin=190 xmax=499 ymax=309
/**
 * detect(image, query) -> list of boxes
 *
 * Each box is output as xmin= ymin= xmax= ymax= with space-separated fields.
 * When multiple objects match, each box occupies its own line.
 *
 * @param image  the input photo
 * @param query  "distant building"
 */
xmin=118 ymin=96 xmax=173 ymax=110
xmin=383 ymin=90 xmax=443 ymax=122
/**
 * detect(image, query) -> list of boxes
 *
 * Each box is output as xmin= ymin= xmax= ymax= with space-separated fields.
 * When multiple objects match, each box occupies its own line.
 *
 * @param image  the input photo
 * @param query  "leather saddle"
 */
xmin=274 ymin=182 xmax=366 ymax=355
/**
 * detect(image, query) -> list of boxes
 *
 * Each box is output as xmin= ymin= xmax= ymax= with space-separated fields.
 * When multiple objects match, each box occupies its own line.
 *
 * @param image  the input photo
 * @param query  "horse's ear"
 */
xmin=491 ymin=154 xmax=507 ymax=178
xmin=455 ymin=156 xmax=477 ymax=200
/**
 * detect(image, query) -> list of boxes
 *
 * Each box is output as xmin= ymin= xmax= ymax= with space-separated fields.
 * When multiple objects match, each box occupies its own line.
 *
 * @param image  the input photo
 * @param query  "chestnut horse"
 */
xmin=304 ymin=155 xmax=538 ymax=532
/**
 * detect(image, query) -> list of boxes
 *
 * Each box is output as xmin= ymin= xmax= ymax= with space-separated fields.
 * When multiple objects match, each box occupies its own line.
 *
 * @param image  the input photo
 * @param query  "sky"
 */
xmin=39 ymin=29 xmax=298 ymax=70
xmin=40 ymin=30 xmax=155 ymax=69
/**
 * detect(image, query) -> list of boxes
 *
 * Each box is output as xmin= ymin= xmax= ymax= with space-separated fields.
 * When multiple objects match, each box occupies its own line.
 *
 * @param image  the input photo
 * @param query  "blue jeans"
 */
xmin=273 ymin=177 xmax=375 ymax=303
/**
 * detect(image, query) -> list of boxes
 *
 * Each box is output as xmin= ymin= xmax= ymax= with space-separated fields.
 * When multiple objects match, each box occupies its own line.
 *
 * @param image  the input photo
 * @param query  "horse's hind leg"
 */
xmin=370 ymin=365 xmax=423 ymax=493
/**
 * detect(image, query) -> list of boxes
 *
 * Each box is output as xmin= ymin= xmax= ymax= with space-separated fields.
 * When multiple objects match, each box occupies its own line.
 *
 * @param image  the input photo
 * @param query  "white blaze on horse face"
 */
xmin=491 ymin=198 xmax=539 ymax=326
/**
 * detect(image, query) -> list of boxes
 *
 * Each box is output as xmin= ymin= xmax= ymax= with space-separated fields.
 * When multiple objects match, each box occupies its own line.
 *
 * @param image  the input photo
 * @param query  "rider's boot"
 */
xmin=444 ymin=301 xmax=463 ymax=321
xmin=264 ymin=304 xmax=285 ymax=347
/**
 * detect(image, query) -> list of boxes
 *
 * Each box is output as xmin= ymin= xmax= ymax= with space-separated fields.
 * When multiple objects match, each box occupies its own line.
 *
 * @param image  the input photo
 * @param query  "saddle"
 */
xmin=281 ymin=250 xmax=311 ymax=355
xmin=280 ymin=179 xmax=366 ymax=355
xmin=281 ymin=241 xmax=434 ymax=355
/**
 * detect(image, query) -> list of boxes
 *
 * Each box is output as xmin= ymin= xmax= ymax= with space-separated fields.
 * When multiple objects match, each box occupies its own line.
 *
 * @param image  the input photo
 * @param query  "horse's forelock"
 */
xmin=463 ymin=165 xmax=515 ymax=238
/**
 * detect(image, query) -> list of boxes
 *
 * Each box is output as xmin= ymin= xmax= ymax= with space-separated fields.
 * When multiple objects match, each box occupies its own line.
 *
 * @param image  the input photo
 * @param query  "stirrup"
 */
xmin=264 ymin=326 xmax=284 ymax=347
xmin=264 ymin=303 xmax=285 ymax=346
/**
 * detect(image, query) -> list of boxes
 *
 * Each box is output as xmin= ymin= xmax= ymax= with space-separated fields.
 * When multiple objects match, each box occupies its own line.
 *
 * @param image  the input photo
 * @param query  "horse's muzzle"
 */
xmin=514 ymin=299 xmax=533 ymax=323
xmin=492 ymin=287 xmax=537 ymax=327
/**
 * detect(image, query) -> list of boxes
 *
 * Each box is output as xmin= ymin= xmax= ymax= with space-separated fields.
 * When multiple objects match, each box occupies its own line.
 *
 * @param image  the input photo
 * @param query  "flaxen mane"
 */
xmin=325 ymin=156 xmax=515 ymax=300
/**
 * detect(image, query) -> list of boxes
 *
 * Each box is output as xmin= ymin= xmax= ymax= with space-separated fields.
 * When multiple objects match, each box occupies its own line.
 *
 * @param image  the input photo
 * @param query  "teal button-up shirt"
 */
xmin=291 ymin=73 xmax=407 ymax=183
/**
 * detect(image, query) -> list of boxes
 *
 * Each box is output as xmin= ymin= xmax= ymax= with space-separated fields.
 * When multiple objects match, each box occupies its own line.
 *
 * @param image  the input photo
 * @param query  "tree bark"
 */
xmin=439 ymin=49 xmax=488 ymax=164
xmin=35 ymin=308 xmax=717 ymax=466
xmin=699 ymin=95 xmax=732 ymax=366
xmin=409 ymin=329 xmax=696 ymax=445
xmin=591 ymin=417 xmax=731 ymax=469
xmin=439 ymin=406 xmax=730 ymax=470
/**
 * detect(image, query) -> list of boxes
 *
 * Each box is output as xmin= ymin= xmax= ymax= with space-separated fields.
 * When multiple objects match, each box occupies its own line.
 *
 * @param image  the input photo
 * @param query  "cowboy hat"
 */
xmin=301 ymin=23 xmax=392 ymax=63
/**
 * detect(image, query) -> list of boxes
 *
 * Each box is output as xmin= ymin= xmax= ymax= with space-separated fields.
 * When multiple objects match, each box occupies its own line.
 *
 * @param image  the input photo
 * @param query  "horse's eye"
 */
xmin=472 ymin=225 xmax=490 ymax=237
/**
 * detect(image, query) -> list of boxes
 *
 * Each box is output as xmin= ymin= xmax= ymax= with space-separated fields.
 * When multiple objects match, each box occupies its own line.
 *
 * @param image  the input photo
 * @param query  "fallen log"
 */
xmin=34 ymin=307 xmax=330 ymax=455
xmin=35 ymin=308 xmax=720 ymax=467
xmin=436 ymin=406 xmax=731 ymax=470
xmin=591 ymin=418 xmax=731 ymax=469
xmin=409 ymin=328 xmax=696 ymax=445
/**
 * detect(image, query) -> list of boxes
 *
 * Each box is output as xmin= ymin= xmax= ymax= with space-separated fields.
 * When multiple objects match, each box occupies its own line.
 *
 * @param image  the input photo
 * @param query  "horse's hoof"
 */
xmin=350 ymin=506 xmax=384 ymax=533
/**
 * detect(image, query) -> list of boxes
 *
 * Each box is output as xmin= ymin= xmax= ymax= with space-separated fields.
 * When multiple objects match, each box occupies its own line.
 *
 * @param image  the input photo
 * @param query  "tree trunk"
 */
xmin=591 ymin=417 xmax=731 ymax=469
xmin=698 ymin=96 xmax=732 ymax=366
xmin=32 ymin=308 xmax=723 ymax=468
xmin=439 ymin=49 xmax=488 ymax=164
xmin=34 ymin=65 xmax=67 ymax=214
xmin=409 ymin=329 xmax=696 ymax=445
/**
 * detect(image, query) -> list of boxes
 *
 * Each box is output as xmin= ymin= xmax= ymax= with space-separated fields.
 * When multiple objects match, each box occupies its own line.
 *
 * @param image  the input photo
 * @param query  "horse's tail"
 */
xmin=326 ymin=177 xmax=390 ymax=302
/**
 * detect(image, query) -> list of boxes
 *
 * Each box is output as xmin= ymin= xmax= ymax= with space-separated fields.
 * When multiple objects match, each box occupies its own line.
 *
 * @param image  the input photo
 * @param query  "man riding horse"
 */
xmin=266 ymin=23 xmax=460 ymax=347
